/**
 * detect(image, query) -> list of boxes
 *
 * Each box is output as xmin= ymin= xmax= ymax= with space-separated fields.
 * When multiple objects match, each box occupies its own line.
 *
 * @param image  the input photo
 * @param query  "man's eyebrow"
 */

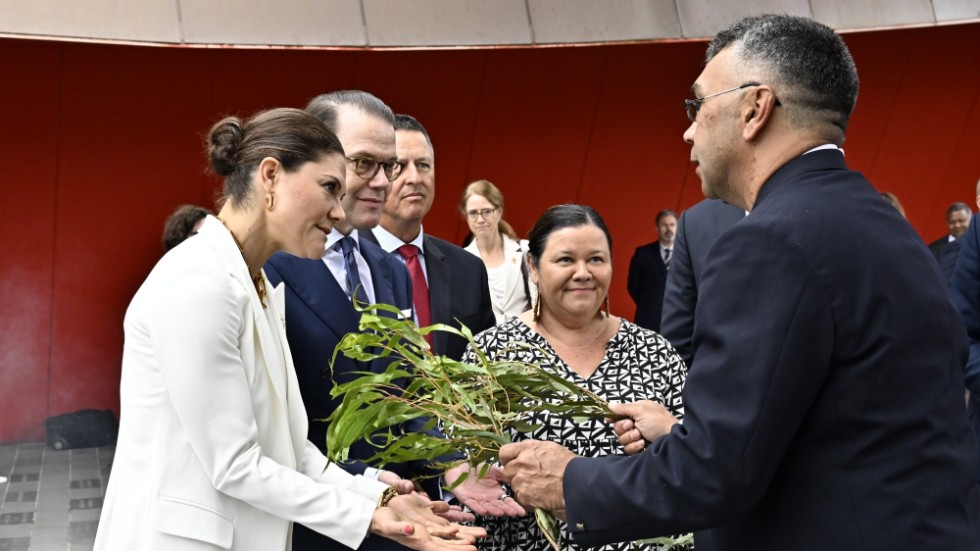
xmin=691 ymin=83 xmax=702 ymax=97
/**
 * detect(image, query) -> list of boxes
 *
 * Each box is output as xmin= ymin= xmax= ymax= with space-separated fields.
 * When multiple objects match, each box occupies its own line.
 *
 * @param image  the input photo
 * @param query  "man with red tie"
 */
xmin=365 ymin=114 xmax=496 ymax=362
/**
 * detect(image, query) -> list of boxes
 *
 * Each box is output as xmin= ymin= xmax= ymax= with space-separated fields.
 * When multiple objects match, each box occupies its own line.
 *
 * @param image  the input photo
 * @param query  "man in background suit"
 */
xmin=627 ymin=209 xmax=677 ymax=332
xmin=659 ymin=198 xmax=744 ymax=366
xmin=266 ymin=92 xmax=516 ymax=551
xmin=499 ymin=14 xmax=980 ymax=550
xmin=366 ymin=114 xmax=495 ymax=362
xmin=929 ymin=202 xmax=972 ymax=264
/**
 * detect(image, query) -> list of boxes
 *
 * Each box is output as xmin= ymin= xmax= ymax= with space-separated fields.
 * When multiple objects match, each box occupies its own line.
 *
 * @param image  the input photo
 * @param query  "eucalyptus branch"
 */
xmin=324 ymin=303 xmax=614 ymax=550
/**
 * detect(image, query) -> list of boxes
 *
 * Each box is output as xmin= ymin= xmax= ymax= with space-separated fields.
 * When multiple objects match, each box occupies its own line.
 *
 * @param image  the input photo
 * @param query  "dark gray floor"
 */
xmin=0 ymin=442 xmax=113 ymax=551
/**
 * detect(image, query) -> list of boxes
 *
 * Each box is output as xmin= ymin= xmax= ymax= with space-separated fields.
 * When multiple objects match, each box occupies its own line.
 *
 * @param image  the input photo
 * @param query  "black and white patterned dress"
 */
xmin=462 ymin=317 xmax=688 ymax=551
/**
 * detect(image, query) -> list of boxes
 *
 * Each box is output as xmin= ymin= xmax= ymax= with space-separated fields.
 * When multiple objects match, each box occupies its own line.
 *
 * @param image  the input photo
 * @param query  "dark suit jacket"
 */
xmin=931 ymin=235 xmax=952 ymax=263
xmin=364 ymin=230 xmax=496 ymax=361
xmin=265 ymin=240 xmax=426 ymax=551
xmin=627 ymin=241 xmax=668 ymax=331
xmin=950 ymin=214 xmax=980 ymax=482
xmin=660 ymin=199 xmax=744 ymax=366
xmin=564 ymin=150 xmax=980 ymax=550
xmin=943 ymin=239 xmax=963 ymax=285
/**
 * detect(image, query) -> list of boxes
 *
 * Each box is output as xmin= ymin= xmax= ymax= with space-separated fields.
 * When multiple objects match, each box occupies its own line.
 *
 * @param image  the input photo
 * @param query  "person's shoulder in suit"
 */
xmin=264 ymin=251 xmax=324 ymax=287
xmin=426 ymin=234 xmax=480 ymax=265
xmin=929 ymin=236 xmax=949 ymax=263
xmin=634 ymin=241 xmax=661 ymax=257
xmin=361 ymin=235 xmax=408 ymax=278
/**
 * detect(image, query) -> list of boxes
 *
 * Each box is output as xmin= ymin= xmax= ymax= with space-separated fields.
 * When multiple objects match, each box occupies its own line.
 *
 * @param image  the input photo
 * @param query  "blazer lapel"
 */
xmin=201 ymin=217 xmax=290 ymax=420
xmin=271 ymin=254 xmax=358 ymax=342
xmin=270 ymin=282 xmax=309 ymax=463
xmin=362 ymin=244 xmax=395 ymax=307
xmin=423 ymin=236 xmax=452 ymax=353
xmin=501 ymin=237 xmax=525 ymax=307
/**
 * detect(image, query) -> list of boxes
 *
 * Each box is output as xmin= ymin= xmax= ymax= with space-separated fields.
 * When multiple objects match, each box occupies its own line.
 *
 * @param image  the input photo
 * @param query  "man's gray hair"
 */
xmin=707 ymin=15 xmax=859 ymax=136
xmin=304 ymin=90 xmax=395 ymax=134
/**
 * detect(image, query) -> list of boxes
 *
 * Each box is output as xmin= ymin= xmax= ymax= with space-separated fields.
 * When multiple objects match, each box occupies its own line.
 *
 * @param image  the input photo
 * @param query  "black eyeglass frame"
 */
xmin=684 ymin=82 xmax=781 ymax=122
xmin=345 ymin=156 xmax=402 ymax=182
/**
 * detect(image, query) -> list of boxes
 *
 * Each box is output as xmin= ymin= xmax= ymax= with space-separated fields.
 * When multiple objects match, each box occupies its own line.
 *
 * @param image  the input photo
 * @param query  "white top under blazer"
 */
xmin=465 ymin=236 xmax=536 ymax=324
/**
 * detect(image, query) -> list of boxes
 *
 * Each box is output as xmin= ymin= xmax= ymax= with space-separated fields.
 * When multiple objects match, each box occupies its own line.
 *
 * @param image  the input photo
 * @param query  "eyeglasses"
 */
xmin=345 ymin=156 xmax=402 ymax=182
xmin=684 ymin=82 xmax=780 ymax=122
xmin=465 ymin=208 xmax=498 ymax=220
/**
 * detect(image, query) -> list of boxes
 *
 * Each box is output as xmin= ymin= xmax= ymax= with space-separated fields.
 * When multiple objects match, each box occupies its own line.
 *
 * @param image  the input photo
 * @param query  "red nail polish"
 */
xmin=404 ymin=524 xmax=414 ymax=535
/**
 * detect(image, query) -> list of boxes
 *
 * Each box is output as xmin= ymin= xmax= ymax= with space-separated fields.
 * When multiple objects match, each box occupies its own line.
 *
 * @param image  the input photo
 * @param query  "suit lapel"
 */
xmin=501 ymin=237 xmax=525 ymax=306
xmin=423 ymin=236 xmax=451 ymax=353
xmin=271 ymin=254 xmax=358 ymax=342
xmin=269 ymin=283 xmax=305 ymax=464
xmin=362 ymin=243 xmax=395 ymax=307
xmin=201 ymin=217 xmax=290 ymax=423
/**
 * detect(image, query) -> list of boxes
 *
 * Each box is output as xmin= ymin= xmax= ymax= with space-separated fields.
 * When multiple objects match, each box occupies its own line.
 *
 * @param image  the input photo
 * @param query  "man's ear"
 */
xmin=742 ymin=86 xmax=779 ymax=141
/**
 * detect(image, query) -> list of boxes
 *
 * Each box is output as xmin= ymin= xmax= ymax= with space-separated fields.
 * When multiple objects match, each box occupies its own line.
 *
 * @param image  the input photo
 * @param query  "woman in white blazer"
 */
xmin=461 ymin=180 xmax=536 ymax=325
xmin=94 ymin=108 xmax=482 ymax=551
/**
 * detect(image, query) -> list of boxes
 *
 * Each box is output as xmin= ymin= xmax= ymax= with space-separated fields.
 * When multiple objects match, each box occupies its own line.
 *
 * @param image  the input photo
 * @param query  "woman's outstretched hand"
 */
xmin=370 ymin=493 xmax=486 ymax=551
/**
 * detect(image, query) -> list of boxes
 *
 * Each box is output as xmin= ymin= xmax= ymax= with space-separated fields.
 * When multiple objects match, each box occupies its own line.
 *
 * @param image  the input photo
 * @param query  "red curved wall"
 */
xmin=2 ymin=23 xmax=979 ymax=442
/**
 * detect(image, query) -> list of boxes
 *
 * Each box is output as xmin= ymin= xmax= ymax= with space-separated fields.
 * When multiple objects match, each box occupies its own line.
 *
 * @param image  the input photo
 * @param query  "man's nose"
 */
xmin=683 ymin=121 xmax=696 ymax=144
xmin=367 ymin=171 xmax=390 ymax=189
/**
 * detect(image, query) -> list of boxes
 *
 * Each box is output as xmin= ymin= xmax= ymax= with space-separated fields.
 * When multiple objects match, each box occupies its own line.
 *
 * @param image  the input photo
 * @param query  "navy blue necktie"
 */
xmin=338 ymin=236 xmax=363 ymax=302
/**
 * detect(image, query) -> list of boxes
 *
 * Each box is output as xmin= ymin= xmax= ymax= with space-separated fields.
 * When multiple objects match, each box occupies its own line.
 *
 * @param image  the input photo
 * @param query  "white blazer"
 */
xmin=465 ymin=236 xmax=535 ymax=324
xmin=94 ymin=216 xmax=386 ymax=551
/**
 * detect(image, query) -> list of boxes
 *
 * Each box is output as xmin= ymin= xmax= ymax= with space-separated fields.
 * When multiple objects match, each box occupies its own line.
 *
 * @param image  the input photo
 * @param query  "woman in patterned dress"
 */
xmin=462 ymin=204 xmax=688 ymax=551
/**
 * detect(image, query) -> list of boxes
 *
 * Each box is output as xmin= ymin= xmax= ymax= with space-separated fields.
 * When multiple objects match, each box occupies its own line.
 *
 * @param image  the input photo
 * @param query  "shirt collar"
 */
xmin=374 ymin=225 xmax=426 ymax=255
xmin=803 ymin=144 xmax=845 ymax=156
xmin=325 ymin=228 xmax=361 ymax=254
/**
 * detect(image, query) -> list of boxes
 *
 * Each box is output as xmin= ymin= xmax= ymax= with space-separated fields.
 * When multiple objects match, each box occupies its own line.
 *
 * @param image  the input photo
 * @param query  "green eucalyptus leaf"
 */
xmin=325 ymin=303 xmax=612 ymax=488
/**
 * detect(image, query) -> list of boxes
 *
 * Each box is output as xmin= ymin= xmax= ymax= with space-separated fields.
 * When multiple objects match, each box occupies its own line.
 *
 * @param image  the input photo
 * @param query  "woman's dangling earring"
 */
xmin=533 ymin=293 xmax=541 ymax=321
xmin=604 ymin=295 xmax=611 ymax=317
xmin=265 ymin=191 xmax=276 ymax=211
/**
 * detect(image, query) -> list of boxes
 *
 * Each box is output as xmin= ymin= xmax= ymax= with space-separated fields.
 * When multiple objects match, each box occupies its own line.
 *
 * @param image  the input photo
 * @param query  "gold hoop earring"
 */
xmin=265 ymin=192 xmax=275 ymax=211
xmin=604 ymin=296 xmax=611 ymax=317
xmin=533 ymin=293 xmax=541 ymax=321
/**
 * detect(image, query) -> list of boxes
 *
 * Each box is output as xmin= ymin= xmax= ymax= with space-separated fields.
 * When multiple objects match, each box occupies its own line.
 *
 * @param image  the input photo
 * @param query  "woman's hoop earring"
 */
xmin=265 ymin=192 xmax=275 ymax=211
xmin=533 ymin=293 xmax=542 ymax=321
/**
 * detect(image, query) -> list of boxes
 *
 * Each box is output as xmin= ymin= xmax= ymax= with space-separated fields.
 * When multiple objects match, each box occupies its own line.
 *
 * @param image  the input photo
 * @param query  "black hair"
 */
xmin=948 ymin=202 xmax=972 ymax=220
xmin=656 ymin=210 xmax=678 ymax=225
xmin=393 ymin=113 xmax=433 ymax=153
xmin=527 ymin=204 xmax=612 ymax=267
xmin=161 ymin=204 xmax=211 ymax=252
xmin=707 ymin=14 xmax=859 ymax=135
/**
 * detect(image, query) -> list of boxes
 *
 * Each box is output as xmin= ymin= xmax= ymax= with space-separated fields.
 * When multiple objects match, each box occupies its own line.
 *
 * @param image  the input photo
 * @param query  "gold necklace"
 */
xmin=217 ymin=217 xmax=268 ymax=309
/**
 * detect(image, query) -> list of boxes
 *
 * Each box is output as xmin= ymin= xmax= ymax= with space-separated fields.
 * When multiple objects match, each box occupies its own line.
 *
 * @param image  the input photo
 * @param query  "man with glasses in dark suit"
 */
xmin=266 ymin=92 xmax=520 ymax=551
xmin=499 ymin=15 xmax=980 ymax=550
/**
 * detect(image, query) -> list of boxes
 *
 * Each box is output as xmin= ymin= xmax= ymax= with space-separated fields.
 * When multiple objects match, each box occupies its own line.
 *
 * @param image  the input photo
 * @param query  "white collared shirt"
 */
xmin=804 ymin=143 xmax=845 ymax=156
xmin=322 ymin=228 xmax=376 ymax=305
xmin=372 ymin=225 xmax=429 ymax=284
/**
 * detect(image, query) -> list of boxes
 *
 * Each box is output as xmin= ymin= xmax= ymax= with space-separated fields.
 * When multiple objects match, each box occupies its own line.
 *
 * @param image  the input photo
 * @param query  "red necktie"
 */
xmin=396 ymin=244 xmax=433 ymax=347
